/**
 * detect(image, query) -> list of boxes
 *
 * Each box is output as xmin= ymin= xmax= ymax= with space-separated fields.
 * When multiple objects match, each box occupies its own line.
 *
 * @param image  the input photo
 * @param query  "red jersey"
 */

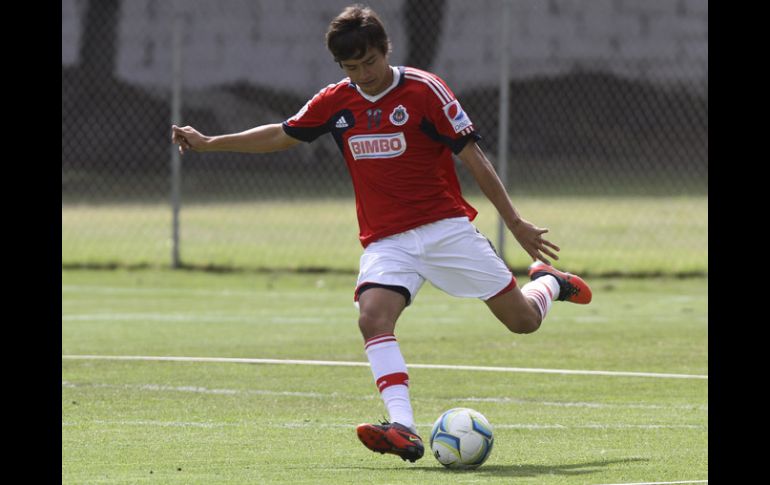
xmin=282 ymin=66 xmax=480 ymax=247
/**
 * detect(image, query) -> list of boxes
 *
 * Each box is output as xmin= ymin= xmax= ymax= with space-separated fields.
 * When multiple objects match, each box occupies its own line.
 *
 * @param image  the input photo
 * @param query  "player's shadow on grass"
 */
xmin=414 ymin=457 xmax=648 ymax=478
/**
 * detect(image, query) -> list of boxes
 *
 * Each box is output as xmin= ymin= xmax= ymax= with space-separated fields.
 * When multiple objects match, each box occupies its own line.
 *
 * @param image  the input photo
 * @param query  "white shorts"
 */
xmin=355 ymin=217 xmax=516 ymax=306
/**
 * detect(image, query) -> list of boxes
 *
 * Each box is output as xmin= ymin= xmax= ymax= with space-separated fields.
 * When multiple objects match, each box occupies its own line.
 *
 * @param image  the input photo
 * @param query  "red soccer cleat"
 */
xmin=528 ymin=261 xmax=593 ymax=304
xmin=356 ymin=421 xmax=424 ymax=463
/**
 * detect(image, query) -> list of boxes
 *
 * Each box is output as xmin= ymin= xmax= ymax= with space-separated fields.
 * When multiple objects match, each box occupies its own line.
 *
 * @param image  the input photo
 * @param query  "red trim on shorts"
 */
xmin=354 ymin=281 xmax=376 ymax=302
xmin=490 ymin=274 xmax=517 ymax=299
xmin=376 ymin=372 xmax=410 ymax=392
xmin=354 ymin=282 xmax=412 ymax=305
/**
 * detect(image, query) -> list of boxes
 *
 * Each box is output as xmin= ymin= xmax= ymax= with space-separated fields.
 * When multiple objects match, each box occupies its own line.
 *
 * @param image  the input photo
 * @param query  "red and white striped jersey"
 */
xmin=283 ymin=66 xmax=480 ymax=247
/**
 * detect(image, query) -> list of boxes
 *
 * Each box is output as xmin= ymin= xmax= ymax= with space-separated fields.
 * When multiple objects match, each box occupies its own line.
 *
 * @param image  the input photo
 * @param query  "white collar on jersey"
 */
xmin=353 ymin=66 xmax=400 ymax=103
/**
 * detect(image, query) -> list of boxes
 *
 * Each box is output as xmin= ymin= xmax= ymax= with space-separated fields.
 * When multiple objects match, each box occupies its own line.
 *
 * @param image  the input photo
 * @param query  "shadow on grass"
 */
xmin=423 ymin=457 xmax=648 ymax=478
xmin=337 ymin=457 xmax=648 ymax=478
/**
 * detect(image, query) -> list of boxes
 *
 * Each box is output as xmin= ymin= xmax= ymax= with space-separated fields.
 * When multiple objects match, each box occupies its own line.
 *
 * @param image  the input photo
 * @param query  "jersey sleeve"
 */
xmin=282 ymin=85 xmax=335 ymax=143
xmin=418 ymin=73 xmax=481 ymax=154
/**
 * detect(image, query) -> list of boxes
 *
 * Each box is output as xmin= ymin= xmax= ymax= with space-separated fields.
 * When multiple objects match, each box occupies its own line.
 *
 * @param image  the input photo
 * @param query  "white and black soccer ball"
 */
xmin=429 ymin=407 xmax=494 ymax=469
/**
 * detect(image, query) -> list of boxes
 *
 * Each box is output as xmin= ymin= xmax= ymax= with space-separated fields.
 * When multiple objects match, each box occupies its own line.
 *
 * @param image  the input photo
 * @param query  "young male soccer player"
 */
xmin=171 ymin=4 xmax=592 ymax=463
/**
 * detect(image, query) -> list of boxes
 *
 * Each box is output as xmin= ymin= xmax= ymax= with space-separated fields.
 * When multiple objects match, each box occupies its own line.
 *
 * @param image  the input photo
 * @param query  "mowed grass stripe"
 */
xmin=61 ymin=380 xmax=707 ymax=411
xmin=61 ymin=196 xmax=708 ymax=274
xmin=61 ymin=354 xmax=707 ymax=380
xmin=593 ymin=481 xmax=707 ymax=485
xmin=61 ymin=420 xmax=704 ymax=431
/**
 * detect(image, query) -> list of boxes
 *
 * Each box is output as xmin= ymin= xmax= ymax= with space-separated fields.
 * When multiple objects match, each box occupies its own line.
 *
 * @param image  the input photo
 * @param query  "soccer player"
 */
xmin=171 ymin=4 xmax=592 ymax=463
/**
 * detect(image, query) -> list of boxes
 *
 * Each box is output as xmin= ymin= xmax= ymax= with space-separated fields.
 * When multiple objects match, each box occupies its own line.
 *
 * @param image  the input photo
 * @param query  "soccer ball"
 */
xmin=429 ymin=407 xmax=494 ymax=469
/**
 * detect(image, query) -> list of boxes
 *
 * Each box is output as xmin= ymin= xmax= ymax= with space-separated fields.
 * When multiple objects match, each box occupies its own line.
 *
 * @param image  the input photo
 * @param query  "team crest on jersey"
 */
xmin=442 ymin=100 xmax=472 ymax=133
xmin=389 ymin=105 xmax=409 ymax=126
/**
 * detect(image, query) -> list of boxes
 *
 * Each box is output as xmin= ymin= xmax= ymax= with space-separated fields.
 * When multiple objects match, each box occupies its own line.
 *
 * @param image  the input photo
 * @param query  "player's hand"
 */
xmin=171 ymin=125 xmax=208 ymax=155
xmin=509 ymin=218 xmax=560 ymax=265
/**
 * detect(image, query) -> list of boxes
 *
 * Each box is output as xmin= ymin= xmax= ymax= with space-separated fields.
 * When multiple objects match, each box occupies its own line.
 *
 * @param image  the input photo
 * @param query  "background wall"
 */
xmin=62 ymin=0 xmax=707 ymax=93
xmin=61 ymin=0 xmax=708 ymax=275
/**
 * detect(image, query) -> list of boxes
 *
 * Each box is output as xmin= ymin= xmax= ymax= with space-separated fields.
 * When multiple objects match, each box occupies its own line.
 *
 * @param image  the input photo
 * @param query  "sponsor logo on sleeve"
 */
xmin=442 ymin=100 xmax=472 ymax=133
xmin=348 ymin=133 xmax=407 ymax=160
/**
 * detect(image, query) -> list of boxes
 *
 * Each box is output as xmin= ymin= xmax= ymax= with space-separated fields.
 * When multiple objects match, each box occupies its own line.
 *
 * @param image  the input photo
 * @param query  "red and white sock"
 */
xmin=521 ymin=275 xmax=560 ymax=320
xmin=364 ymin=333 xmax=414 ymax=431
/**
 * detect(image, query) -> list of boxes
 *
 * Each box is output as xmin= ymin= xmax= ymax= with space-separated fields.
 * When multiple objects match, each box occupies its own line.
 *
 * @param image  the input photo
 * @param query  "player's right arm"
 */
xmin=171 ymin=123 xmax=301 ymax=155
xmin=172 ymin=81 xmax=338 ymax=155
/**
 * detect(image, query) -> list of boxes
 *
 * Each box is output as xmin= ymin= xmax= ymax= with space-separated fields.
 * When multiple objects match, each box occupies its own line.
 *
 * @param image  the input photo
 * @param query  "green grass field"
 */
xmin=62 ymin=269 xmax=707 ymax=484
xmin=61 ymin=195 xmax=708 ymax=275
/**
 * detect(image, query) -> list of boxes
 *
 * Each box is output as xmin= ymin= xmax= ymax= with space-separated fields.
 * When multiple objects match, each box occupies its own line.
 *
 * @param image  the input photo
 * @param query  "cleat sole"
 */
xmin=356 ymin=423 xmax=424 ymax=462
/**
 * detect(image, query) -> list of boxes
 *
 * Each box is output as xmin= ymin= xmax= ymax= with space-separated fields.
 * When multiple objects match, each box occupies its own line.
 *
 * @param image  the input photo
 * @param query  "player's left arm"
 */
xmin=457 ymin=141 xmax=559 ymax=264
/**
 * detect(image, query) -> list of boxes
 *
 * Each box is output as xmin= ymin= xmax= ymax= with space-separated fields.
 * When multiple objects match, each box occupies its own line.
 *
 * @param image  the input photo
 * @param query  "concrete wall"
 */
xmin=62 ymin=0 xmax=707 ymax=94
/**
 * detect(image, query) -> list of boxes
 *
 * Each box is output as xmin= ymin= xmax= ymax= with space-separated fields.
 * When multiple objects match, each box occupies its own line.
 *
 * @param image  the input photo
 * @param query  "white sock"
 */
xmin=521 ymin=275 xmax=560 ymax=320
xmin=364 ymin=333 xmax=414 ymax=430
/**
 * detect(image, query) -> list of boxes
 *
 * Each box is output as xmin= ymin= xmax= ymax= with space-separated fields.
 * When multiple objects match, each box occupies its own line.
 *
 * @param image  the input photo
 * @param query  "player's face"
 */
xmin=339 ymin=48 xmax=392 ymax=96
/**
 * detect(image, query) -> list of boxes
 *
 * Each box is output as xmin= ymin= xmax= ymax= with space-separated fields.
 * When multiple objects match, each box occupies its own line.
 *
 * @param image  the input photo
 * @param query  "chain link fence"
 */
xmin=62 ymin=0 xmax=708 ymax=275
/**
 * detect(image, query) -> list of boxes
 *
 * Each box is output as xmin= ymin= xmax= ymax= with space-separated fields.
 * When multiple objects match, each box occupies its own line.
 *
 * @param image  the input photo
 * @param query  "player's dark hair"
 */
xmin=326 ymin=4 xmax=392 ymax=63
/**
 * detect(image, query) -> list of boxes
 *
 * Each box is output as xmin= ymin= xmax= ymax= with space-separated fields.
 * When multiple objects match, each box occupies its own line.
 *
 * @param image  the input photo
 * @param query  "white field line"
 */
xmin=457 ymin=397 xmax=707 ymax=411
xmin=594 ymin=481 xmax=707 ymax=485
xmin=62 ymin=313 xmax=333 ymax=324
xmin=62 ymin=381 xmax=706 ymax=412
xmin=61 ymin=354 xmax=708 ymax=380
xmin=61 ymin=285 xmax=322 ymax=298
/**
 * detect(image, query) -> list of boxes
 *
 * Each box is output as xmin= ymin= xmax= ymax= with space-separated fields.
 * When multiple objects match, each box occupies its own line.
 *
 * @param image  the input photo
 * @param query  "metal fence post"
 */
xmin=496 ymin=0 xmax=512 ymax=263
xmin=170 ymin=9 xmax=183 ymax=268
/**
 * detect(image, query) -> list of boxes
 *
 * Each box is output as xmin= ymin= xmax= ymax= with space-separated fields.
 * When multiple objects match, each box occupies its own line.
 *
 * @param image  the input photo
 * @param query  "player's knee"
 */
xmin=358 ymin=312 xmax=395 ymax=338
xmin=501 ymin=312 xmax=541 ymax=334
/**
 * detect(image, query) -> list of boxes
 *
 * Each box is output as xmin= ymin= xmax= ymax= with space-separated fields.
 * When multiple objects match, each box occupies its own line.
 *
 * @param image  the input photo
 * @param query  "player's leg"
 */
xmin=484 ymin=285 xmax=543 ymax=334
xmin=416 ymin=217 xmax=539 ymax=333
xmin=357 ymin=288 xmax=411 ymax=429
xmin=355 ymin=286 xmax=424 ymax=462
xmin=487 ymin=261 xmax=593 ymax=332
xmin=357 ymin=285 xmax=407 ymax=339
xmin=416 ymin=217 xmax=591 ymax=334
xmin=353 ymin=236 xmax=426 ymax=462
